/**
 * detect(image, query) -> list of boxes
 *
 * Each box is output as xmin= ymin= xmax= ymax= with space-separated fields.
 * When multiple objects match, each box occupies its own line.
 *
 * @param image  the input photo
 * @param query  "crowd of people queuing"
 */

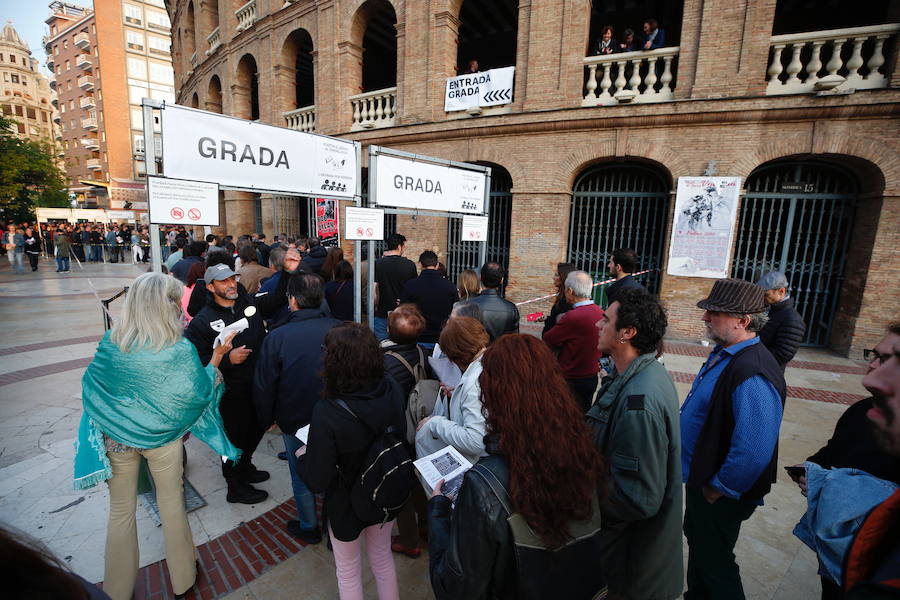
xmin=594 ymin=18 xmax=667 ymax=55
xmin=5 ymin=219 xmax=892 ymax=600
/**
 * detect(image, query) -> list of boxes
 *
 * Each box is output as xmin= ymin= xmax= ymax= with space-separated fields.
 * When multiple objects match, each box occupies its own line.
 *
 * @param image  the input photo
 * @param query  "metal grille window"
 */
xmin=567 ymin=163 xmax=670 ymax=304
xmin=446 ymin=165 xmax=513 ymax=288
xmin=731 ymin=161 xmax=858 ymax=347
xmin=272 ymin=195 xmax=311 ymax=239
xmin=254 ymin=195 xmax=263 ymax=234
xmin=361 ymin=171 xmax=397 ymax=261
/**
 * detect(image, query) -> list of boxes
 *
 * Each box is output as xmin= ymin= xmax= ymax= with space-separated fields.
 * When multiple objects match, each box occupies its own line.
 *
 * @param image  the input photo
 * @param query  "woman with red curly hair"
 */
xmin=427 ymin=334 xmax=607 ymax=600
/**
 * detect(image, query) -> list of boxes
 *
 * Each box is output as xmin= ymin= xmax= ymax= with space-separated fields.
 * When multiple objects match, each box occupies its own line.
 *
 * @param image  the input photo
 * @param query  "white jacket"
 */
xmin=415 ymin=357 xmax=487 ymax=466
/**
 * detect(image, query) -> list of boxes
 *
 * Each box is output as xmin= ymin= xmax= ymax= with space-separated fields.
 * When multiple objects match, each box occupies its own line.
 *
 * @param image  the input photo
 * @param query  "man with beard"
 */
xmin=790 ymin=322 xmax=900 ymax=599
xmin=185 ymin=263 xmax=269 ymax=504
xmin=680 ymin=278 xmax=786 ymax=599
xmin=843 ymin=329 xmax=900 ymax=599
xmin=605 ymin=248 xmax=646 ymax=306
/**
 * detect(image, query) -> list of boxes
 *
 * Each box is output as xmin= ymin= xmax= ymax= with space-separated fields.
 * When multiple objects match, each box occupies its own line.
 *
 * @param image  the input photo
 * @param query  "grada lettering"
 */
xmin=198 ymin=137 xmax=290 ymax=169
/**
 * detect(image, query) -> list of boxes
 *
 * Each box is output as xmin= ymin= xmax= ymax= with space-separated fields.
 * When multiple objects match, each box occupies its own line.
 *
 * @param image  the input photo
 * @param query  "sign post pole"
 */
xmin=477 ymin=168 xmax=491 ymax=269
xmin=353 ymin=143 xmax=362 ymax=324
xmin=367 ymin=150 xmax=378 ymax=330
xmin=142 ymin=99 xmax=162 ymax=273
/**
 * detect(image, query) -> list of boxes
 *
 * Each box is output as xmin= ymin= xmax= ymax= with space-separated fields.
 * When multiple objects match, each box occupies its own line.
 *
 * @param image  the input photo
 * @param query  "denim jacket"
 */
xmin=793 ymin=462 xmax=898 ymax=584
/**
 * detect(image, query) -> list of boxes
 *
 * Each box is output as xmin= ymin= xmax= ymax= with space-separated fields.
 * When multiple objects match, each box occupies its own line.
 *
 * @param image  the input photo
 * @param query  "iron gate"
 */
xmin=567 ymin=163 xmax=670 ymax=303
xmin=731 ymin=161 xmax=857 ymax=347
xmin=272 ymin=195 xmax=312 ymax=238
xmin=446 ymin=166 xmax=513 ymax=285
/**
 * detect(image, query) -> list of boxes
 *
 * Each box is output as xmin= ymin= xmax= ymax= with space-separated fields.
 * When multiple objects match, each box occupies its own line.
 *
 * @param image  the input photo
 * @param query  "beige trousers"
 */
xmin=103 ymin=439 xmax=196 ymax=600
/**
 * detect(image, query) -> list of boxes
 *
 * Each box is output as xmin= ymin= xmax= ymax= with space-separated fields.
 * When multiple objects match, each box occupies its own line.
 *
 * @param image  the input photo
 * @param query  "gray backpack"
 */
xmin=385 ymin=346 xmax=441 ymax=444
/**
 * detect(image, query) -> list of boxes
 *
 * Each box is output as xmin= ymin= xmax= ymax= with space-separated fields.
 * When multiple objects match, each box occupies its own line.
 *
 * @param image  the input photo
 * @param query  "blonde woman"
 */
xmin=456 ymin=269 xmax=480 ymax=302
xmin=74 ymin=272 xmax=240 ymax=600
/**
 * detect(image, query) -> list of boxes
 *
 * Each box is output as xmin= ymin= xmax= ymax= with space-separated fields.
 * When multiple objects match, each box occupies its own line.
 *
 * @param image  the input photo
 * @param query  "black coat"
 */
xmin=184 ymin=293 xmax=266 ymax=392
xmin=400 ymin=269 xmax=459 ymax=343
xmin=605 ymin=274 xmax=645 ymax=306
xmin=428 ymin=447 xmax=517 ymax=600
xmin=759 ymin=297 xmax=806 ymax=369
xmin=467 ymin=289 xmax=519 ymax=342
xmin=252 ymin=308 xmax=340 ymax=435
xmin=300 ymin=245 xmax=328 ymax=276
xmin=541 ymin=297 xmax=572 ymax=335
xmin=301 ymin=376 xmax=406 ymax=541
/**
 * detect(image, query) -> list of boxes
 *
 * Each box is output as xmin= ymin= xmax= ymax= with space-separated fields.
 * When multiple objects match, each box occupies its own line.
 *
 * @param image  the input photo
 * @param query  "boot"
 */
xmin=241 ymin=464 xmax=270 ymax=484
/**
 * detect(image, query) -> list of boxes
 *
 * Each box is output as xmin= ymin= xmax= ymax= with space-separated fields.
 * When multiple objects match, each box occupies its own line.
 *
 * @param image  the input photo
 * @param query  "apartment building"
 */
xmin=170 ymin=0 xmax=899 ymax=355
xmin=45 ymin=0 xmax=175 ymax=211
xmin=0 ymin=22 xmax=56 ymax=143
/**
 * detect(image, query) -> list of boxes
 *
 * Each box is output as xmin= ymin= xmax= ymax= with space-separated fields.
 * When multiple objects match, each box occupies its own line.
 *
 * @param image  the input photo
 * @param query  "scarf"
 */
xmin=73 ymin=333 xmax=240 ymax=490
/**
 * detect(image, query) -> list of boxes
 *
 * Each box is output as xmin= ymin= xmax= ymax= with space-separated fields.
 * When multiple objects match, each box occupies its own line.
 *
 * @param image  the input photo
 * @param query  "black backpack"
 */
xmin=333 ymin=398 xmax=414 ymax=525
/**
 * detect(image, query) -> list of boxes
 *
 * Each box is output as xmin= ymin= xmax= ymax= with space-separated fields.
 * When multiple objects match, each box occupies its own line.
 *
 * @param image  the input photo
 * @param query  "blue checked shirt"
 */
xmin=681 ymin=336 xmax=784 ymax=503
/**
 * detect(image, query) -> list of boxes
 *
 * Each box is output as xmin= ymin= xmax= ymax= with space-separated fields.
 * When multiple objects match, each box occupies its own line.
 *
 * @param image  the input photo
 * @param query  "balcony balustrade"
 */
xmin=582 ymin=47 xmax=679 ymax=106
xmin=76 ymin=54 xmax=92 ymax=70
xmin=766 ymin=24 xmax=900 ymax=95
xmin=86 ymin=158 xmax=102 ymax=170
xmin=78 ymin=75 xmax=94 ymax=90
xmin=74 ymin=32 xmax=90 ymax=50
xmin=81 ymin=116 xmax=98 ymax=130
xmin=283 ymin=105 xmax=316 ymax=132
xmin=206 ymin=27 xmax=221 ymax=55
xmin=81 ymin=137 xmax=100 ymax=150
xmin=350 ymin=87 xmax=396 ymax=130
xmin=80 ymin=95 xmax=95 ymax=109
xmin=235 ymin=0 xmax=257 ymax=32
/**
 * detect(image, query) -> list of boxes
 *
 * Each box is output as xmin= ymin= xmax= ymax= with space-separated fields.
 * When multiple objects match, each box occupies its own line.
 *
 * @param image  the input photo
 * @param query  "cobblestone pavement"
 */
xmin=0 ymin=257 xmax=869 ymax=599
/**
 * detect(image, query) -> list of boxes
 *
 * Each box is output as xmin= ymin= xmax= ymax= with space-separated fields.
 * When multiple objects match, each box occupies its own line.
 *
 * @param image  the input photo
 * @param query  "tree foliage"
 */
xmin=0 ymin=115 xmax=68 ymax=224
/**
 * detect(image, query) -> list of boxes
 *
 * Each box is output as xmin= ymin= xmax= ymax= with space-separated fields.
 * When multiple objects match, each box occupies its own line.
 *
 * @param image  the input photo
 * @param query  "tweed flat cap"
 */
xmin=697 ymin=278 xmax=767 ymax=314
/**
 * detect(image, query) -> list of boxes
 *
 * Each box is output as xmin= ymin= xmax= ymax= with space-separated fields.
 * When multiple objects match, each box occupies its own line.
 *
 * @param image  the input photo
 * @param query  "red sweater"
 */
xmin=542 ymin=303 xmax=604 ymax=379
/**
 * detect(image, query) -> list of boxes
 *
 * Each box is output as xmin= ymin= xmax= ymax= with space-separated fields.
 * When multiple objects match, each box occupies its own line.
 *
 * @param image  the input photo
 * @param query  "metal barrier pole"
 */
xmin=142 ymin=101 xmax=162 ymax=273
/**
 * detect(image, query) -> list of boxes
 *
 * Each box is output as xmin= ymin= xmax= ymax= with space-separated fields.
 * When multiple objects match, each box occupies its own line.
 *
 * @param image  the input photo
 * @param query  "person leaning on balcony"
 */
xmin=74 ymin=272 xmax=241 ymax=600
xmin=596 ymin=25 xmax=617 ymax=55
xmin=642 ymin=19 xmax=666 ymax=50
xmin=618 ymin=28 xmax=638 ymax=52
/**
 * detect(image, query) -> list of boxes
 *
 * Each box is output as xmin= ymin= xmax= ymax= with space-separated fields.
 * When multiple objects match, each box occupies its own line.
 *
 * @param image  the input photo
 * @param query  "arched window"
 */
xmin=185 ymin=2 xmax=197 ymax=64
xmin=190 ymin=92 xmax=199 ymax=108
xmin=202 ymin=0 xmax=220 ymax=52
xmin=586 ymin=0 xmax=682 ymax=56
xmin=358 ymin=0 xmax=397 ymax=92
xmin=568 ymin=162 xmax=670 ymax=302
xmin=236 ymin=54 xmax=259 ymax=120
xmin=456 ymin=0 xmax=518 ymax=73
xmin=206 ymin=75 xmax=222 ymax=113
xmin=281 ymin=28 xmax=314 ymax=110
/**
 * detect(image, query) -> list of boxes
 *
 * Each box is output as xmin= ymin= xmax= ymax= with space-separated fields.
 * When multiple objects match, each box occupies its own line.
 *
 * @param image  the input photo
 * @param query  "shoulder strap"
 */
xmin=471 ymin=463 xmax=513 ymax=516
xmin=385 ymin=351 xmax=417 ymax=379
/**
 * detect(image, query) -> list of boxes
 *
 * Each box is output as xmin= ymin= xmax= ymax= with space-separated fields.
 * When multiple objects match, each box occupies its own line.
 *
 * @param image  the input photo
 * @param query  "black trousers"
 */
xmin=683 ymin=486 xmax=758 ymax=600
xmin=219 ymin=386 xmax=264 ymax=485
xmin=26 ymin=253 xmax=39 ymax=271
xmin=567 ymin=374 xmax=599 ymax=412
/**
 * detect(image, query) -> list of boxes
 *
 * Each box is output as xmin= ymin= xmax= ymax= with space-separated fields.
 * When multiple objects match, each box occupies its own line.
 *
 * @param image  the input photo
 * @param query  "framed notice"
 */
xmin=461 ymin=215 xmax=489 ymax=241
xmin=147 ymin=176 xmax=220 ymax=226
xmin=345 ymin=207 xmax=385 ymax=241
xmin=667 ymin=176 xmax=742 ymax=278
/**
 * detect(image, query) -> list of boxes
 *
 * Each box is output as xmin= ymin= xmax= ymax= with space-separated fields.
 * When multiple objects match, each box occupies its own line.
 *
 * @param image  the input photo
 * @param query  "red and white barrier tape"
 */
xmin=514 ymin=269 xmax=656 ymax=307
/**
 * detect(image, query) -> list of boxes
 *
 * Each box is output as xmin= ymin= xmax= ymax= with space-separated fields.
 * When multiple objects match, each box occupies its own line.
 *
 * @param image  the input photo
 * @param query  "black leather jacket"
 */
xmin=428 ymin=449 xmax=517 ymax=600
xmin=759 ymin=296 xmax=806 ymax=369
xmin=466 ymin=290 xmax=519 ymax=342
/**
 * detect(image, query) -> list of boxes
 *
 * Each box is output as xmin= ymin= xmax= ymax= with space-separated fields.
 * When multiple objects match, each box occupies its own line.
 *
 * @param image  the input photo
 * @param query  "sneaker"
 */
xmin=390 ymin=536 xmax=421 ymax=558
xmin=226 ymin=483 xmax=268 ymax=504
xmin=286 ymin=520 xmax=322 ymax=545
xmin=242 ymin=467 xmax=270 ymax=484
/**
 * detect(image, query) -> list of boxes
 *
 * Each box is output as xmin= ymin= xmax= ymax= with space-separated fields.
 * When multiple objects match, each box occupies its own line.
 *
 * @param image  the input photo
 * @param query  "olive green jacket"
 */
xmin=587 ymin=353 xmax=683 ymax=600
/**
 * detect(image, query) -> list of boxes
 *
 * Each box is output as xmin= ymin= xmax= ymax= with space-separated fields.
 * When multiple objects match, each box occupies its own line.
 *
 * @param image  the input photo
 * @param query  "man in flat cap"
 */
xmin=757 ymin=271 xmax=806 ymax=371
xmin=681 ymin=278 xmax=787 ymax=600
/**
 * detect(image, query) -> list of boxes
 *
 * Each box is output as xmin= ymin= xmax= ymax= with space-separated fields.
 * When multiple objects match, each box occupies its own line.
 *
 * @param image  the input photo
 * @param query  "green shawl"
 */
xmin=73 ymin=332 xmax=240 ymax=490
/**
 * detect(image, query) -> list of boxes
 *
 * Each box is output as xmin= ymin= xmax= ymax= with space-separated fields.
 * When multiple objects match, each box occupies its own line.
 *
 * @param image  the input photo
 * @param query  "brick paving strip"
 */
xmin=0 ymin=357 xmax=94 ymax=387
xmin=0 ymin=335 xmax=102 ymax=356
xmin=125 ymin=498 xmax=312 ymax=600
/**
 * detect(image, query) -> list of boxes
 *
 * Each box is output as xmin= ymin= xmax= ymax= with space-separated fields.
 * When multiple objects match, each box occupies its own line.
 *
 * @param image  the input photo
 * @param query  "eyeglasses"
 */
xmin=864 ymin=348 xmax=888 ymax=364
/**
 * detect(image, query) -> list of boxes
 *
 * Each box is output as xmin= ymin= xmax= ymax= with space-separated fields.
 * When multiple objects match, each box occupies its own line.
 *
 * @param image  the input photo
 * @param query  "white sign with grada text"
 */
xmin=373 ymin=154 xmax=486 ymax=215
xmin=160 ymin=103 xmax=357 ymax=198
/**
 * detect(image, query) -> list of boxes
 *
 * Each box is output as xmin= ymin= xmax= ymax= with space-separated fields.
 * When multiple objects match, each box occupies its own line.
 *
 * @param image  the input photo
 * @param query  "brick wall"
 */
xmin=169 ymin=0 xmax=900 ymax=355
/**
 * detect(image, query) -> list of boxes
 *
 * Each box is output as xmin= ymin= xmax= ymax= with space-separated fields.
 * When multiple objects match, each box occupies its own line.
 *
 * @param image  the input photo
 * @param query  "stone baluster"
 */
xmin=785 ymin=43 xmax=804 ymax=85
xmin=613 ymin=60 xmax=627 ymax=95
xmin=660 ymin=55 xmax=674 ymax=94
xmin=599 ymin=63 xmax=612 ymax=99
xmin=866 ymin=34 xmax=889 ymax=83
xmin=644 ymin=56 xmax=658 ymax=95
xmin=629 ymin=58 xmax=643 ymax=93
xmin=585 ymin=64 xmax=598 ymax=101
xmin=352 ymin=99 xmax=361 ymax=126
xmin=767 ymin=44 xmax=786 ymax=88
xmin=845 ymin=37 xmax=866 ymax=85
xmin=805 ymin=40 xmax=824 ymax=87
xmin=376 ymin=94 xmax=385 ymax=122
xmin=824 ymin=38 xmax=847 ymax=79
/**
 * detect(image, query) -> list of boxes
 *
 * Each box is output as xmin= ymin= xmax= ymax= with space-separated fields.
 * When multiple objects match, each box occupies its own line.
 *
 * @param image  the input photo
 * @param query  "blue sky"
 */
xmin=5 ymin=0 xmax=93 ymax=76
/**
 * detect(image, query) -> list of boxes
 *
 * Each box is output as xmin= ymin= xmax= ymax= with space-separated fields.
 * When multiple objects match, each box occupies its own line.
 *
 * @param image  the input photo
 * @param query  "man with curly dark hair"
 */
xmin=587 ymin=288 xmax=683 ymax=600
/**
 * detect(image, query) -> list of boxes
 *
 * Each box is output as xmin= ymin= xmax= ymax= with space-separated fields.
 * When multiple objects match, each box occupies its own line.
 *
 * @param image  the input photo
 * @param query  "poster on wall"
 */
xmin=666 ymin=176 xmax=742 ymax=279
xmin=444 ymin=67 xmax=515 ymax=112
xmin=315 ymin=197 xmax=340 ymax=247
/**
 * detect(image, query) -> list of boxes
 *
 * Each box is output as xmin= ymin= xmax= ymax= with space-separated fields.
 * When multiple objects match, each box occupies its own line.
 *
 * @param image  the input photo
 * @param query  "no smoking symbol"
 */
xmin=170 ymin=207 xmax=184 ymax=219
xmin=188 ymin=208 xmax=202 ymax=221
